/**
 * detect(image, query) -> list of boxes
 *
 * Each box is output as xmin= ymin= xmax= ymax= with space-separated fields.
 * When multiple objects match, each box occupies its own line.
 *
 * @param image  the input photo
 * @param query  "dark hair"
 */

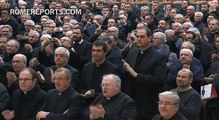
xmin=73 ymin=26 xmax=84 ymax=35
xmin=93 ymin=40 xmax=108 ymax=53
xmin=20 ymin=68 xmax=37 ymax=81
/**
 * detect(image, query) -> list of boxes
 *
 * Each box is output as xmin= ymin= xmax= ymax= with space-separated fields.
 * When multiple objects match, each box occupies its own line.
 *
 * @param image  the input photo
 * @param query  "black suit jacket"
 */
xmin=124 ymin=46 xmax=167 ymax=120
xmin=43 ymin=64 xmax=79 ymax=91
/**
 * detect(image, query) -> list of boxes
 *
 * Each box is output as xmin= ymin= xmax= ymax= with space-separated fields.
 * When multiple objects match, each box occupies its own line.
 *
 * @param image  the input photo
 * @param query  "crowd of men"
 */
xmin=0 ymin=0 xmax=219 ymax=119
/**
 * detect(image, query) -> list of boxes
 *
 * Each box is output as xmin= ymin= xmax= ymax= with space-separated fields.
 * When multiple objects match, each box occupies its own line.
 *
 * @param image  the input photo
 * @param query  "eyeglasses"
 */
xmin=157 ymin=101 xmax=177 ymax=106
xmin=19 ymin=78 xmax=33 ymax=82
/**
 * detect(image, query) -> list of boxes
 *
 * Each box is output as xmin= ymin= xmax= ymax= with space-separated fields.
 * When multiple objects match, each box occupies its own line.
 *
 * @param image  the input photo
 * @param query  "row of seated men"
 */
xmin=0 ymin=66 xmax=204 ymax=120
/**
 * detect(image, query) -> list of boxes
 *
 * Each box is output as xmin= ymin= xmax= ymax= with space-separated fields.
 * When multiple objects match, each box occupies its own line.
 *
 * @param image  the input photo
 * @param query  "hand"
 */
xmin=2 ymin=110 xmax=15 ymax=120
xmin=24 ymin=44 xmax=33 ymax=53
xmin=205 ymin=74 xmax=215 ymax=83
xmin=36 ymin=111 xmax=49 ymax=120
xmin=122 ymin=60 xmax=137 ymax=77
xmin=29 ymin=57 xmax=40 ymax=67
xmin=6 ymin=72 xmax=17 ymax=87
xmin=37 ymin=71 xmax=45 ymax=83
xmin=182 ymin=64 xmax=190 ymax=69
xmin=89 ymin=104 xmax=105 ymax=119
xmin=81 ymin=89 xmax=95 ymax=98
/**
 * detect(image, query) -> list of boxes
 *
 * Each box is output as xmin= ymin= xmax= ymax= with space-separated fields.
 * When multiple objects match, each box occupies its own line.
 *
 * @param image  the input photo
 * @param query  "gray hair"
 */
xmin=102 ymin=74 xmax=121 ymax=85
xmin=2 ymin=25 xmax=13 ymax=32
xmin=29 ymin=30 xmax=40 ymax=38
xmin=55 ymin=67 xmax=72 ymax=80
xmin=181 ymin=41 xmax=195 ymax=52
xmin=55 ymin=47 xmax=70 ymax=57
xmin=14 ymin=54 xmax=27 ymax=64
xmin=25 ymin=20 xmax=35 ymax=26
xmin=180 ymin=48 xmax=193 ymax=56
xmin=40 ymin=34 xmax=52 ymax=41
xmin=182 ymin=22 xmax=194 ymax=28
xmin=159 ymin=91 xmax=180 ymax=104
xmin=187 ymin=27 xmax=201 ymax=38
xmin=154 ymin=32 xmax=167 ymax=42
xmin=8 ymin=39 xmax=20 ymax=50
xmin=195 ymin=12 xmax=203 ymax=17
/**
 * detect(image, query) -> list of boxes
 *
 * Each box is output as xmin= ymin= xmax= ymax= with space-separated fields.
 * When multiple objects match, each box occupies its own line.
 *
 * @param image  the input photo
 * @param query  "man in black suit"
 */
xmin=42 ymin=47 xmax=79 ymax=91
xmin=123 ymin=28 xmax=167 ymax=120
xmin=36 ymin=67 xmax=83 ymax=120
xmin=80 ymin=40 xmax=121 ymax=107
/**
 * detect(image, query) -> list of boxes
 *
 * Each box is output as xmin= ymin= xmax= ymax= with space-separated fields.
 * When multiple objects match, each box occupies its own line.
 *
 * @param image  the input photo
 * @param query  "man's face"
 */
xmin=176 ymin=70 xmax=192 ymax=88
xmin=24 ymin=22 xmax=34 ymax=32
xmin=180 ymin=50 xmax=192 ymax=64
xmin=1 ymin=10 xmax=10 ymax=21
xmin=144 ymin=15 xmax=152 ymax=24
xmin=152 ymin=33 xmax=162 ymax=47
xmin=170 ymin=9 xmax=177 ymax=18
xmin=201 ymin=4 xmax=208 ymax=12
xmin=53 ymin=71 xmax=71 ymax=92
xmin=186 ymin=6 xmax=194 ymax=15
xmin=72 ymin=29 xmax=83 ymax=41
xmin=19 ymin=70 xmax=36 ymax=92
xmin=158 ymin=96 xmax=178 ymax=119
xmin=102 ymin=8 xmax=110 ymax=16
xmin=194 ymin=14 xmax=203 ymax=22
xmin=182 ymin=0 xmax=189 ymax=9
xmin=28 ymin=32 xmax=38 ymax=44
xmin=152 ymin=3 xmax=159 ymax=11
xmin=2 ymin=27 xmax=11 ymax=37
xmin=6 ymin=41 xmax=19 ymax=54
xmin=107 ymin=19 xmax=116 ymax=27
xmin=40 ymin=18 xmax=47 ymax=27
xmin=92 ymin=45 xmax=106 ymax=63
xmin=21 ymin=15 xmax=29 ymax=23
xmin=208 ymin=20 xmax=219 ymax=32
xmin=0 ymin=37 xmax=7 ymax=50
xmin=125 ymin=4 xmax=132 ymax=12
xmin=136 ymin=29 xmax=151 ymax=48
xmin=12 ymin=55 xmax=26 ymax=72
xmin=101 ymin=77 xmax=120 ymax=98
xmin=185 ymin=33 xmax=194 ymax=42
xmin=65 ymin=31 xmax=73 ymax=39
xmin=55 ymin=50 xmax=69 ymax=67
xmin=158 ymin=20 xmax=167 ymax=30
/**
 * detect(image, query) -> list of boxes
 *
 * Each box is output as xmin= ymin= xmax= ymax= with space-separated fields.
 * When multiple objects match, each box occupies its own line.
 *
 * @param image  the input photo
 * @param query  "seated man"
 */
xmin=88 ymin=74 xmax=137 ymax=120
xmin=2 ymin=68 xmax=46 ymax=120
xmin=36 ymin=67 xmax=83 ymax=120
xmin=152 ymin=91 xmax=187 ymax=120
xmin=172 ymin=68 xmax=202 ymax=120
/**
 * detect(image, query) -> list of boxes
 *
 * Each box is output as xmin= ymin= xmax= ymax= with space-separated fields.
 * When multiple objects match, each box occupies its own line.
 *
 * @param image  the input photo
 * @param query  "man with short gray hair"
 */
xmin=87 ymin=74 xmax=137 ymax=120
xmin=152 ymin=91 xmax=187 ymax=120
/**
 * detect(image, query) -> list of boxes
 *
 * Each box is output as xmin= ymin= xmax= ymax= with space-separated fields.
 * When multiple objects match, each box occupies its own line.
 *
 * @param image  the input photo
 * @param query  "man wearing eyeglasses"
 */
xmin=152 ymin=91 xmax=187 ymax=120
xmin=2 ymin=68 xmax=46 ymax=120
xmin=87 ymin=74 xmax=137 ymax=120
xmin=36 ymin=67 xmax=83 ymax=120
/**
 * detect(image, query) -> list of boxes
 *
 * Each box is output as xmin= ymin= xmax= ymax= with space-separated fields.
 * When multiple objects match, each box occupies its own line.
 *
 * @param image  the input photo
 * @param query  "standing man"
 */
xmin=123 ymin=28 xmax=167 ymax=120
xmin=80 ymin=40 xmax=121 ymax=107
xmin=88 ymin=74 xmax=137 ymax=120
xmin=36 ymin=67 xmax=83 ymax=120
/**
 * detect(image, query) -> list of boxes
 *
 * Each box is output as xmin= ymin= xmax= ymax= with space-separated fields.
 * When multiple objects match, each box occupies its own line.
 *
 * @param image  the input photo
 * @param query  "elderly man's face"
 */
xmin=180 ymin=50 xmax=193 ymax=64
xmin=101 ymin=76 xmax=120 ymax=98
xmin=158 ymin=96 xmax=178 ymax=119
xmin=12 ymin=55 xmax=26 ymax=72
xmin=53 ymin=71 xmax=71 ymax=93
